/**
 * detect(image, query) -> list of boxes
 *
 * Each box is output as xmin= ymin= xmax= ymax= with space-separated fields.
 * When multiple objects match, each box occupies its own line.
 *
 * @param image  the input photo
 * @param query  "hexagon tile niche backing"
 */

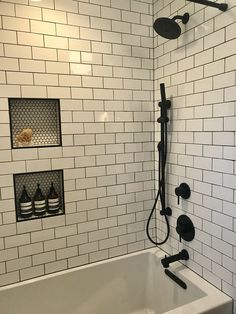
xmin=9 ymin=98 xmax=62 ymax=148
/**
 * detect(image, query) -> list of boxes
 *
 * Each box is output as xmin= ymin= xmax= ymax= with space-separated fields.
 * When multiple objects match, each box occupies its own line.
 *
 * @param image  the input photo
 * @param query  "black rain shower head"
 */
xmin=187 ymin=0 xmax=228 ymax=11
xmin=153 ymin=13 xmax=189 ymax=40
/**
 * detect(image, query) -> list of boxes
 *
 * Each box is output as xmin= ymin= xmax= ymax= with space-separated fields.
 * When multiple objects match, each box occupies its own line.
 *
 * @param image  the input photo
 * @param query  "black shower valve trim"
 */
xmin=176 ymin=215 xmax=195 ymax=243
xmin=175 ymin=183 xmax=191 ymax=205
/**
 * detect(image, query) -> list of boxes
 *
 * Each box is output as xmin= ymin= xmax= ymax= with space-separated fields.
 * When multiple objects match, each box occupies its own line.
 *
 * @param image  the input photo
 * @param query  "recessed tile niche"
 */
xmin=14 ymin=170 xmax=65 ymax=222
xmin=9 ymin=98 xmax=62 ymax=149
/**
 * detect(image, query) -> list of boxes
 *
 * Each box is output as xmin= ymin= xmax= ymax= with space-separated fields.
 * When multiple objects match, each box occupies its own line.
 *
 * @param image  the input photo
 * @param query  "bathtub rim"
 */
xmin=0 ymin=247 xmax=233 ymax=314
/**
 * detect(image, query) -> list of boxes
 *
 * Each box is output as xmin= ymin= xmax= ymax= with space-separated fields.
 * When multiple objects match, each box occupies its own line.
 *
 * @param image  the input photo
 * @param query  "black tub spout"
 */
xmin=161 ymin=249 xmax=189 ymax=268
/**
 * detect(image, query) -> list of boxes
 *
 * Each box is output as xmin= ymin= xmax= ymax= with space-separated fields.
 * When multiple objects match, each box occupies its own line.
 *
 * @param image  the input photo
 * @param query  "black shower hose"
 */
xmin=146 ymin=123 xmax=170 ymax=245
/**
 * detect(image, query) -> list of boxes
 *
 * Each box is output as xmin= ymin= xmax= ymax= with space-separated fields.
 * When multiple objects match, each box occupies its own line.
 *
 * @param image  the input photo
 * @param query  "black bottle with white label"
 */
xmin=19 ymin=185 xmax=33 ymax=218
xmin=47 ymin=182 xmax=60 ymax=214
xmin=33 ymin=184 xmax=47 ymax=216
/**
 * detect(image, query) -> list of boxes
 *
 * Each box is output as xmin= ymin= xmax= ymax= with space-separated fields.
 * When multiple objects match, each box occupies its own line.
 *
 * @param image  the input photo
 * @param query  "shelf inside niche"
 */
xmin=9 ymin=98 xmax=62 ymax=149
xmin=14 ymin=170 xmax=65 ymax=222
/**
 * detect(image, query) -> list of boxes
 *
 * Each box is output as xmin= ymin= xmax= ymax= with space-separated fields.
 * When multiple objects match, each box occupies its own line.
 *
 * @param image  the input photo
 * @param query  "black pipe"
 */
xmin=187 ymin=0 xmax=228 ymax=11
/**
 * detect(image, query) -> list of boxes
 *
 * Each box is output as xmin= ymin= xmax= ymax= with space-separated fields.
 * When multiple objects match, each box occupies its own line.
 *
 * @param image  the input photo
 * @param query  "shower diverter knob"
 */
xmin=175 ymin=183 xmax=191 ymax=205
xmin=176 ymin=215 xmax=195 ymax=243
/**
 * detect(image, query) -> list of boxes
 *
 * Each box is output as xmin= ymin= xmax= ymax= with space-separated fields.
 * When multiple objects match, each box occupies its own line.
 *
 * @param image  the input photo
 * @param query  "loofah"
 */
xmin=17 ymin=128 xmax=33 ymax=144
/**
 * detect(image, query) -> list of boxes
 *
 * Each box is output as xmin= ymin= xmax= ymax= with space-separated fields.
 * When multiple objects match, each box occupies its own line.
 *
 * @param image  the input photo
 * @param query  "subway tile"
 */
xmin=204 ymin=29 xmax=225 ymax=49
xmin=0 ymin=2 xmax=15 ymax=16
xmin=213 ymin=132 xmax=234 ymax=146
xmin=43 ymin=9 xmax=67 ymax=24
xmin=55 ymin=0 xmax=78 ymax=13
xmin=215 ymin=6 xmax=236 ymax=31
xmin=213 ymin=102 xmax=234 ymax=118
xmin=214 ymin=39 xmax=236 ymax=60
xmin=4 ymin=44 xmax=32 ymax=59
xmin=7 ymin=257 xmax=31 ymax=272
xmin=16 ymin=5 xmax=42 ymax=20
xmin=45 ymin=260 xmax=67 ymax=274
xmin=34 ymin=73 xmax=58 ymax=86
xmin=69 ymin=38 xmax=91 ymax=52
xmin=7 ymin=72 xmax=33 ymax=85
xmin=18 ymin=32 xmax=44 ymax=46
xmin=20 ymin=59 xmax=45 ymax=73
xmin=0 ymin=271 xmax=19 ymax=286
xmin=20 ymin=265 xmax=44 ymax=281
xmin=79 ymin=2 xmax=100 ymax=17
xmin=45 ymin=35 xmax=68 ymax=49
xmin=5 ymin=234 xmax=30 ymax=249
xmin=29 ymin=0 xmax=54 ymax=9
xmin=22 ymin=81 xmax=46 ymax=96
xmin=214 ymin=72 xmax=235 ymax=89
xmin=68 ymin=13 xmax=90 ymax=27
xmin=32 ymin=47 xmax=57 ymax=61
xmin=225 ymin=86 xmax=236 ymax=102
xmin=33 ymin=251 xmax=56 ymax=266
xmin=101 ymin=7 xmax=121 ymax=20
xmin=3 ymin=16 xmax=29 ymax=32
xmin=56 ymin=24 xmax=79 ymax=39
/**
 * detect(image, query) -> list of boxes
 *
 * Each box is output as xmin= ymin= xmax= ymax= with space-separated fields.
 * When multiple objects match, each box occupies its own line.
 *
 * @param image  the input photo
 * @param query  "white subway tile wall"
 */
xmin=1 ymin=0 xmax=236 ymax=311
xmin=154 ymin=0 xmax=236 ymax=312
xmin=0 ymin=0 xmax=155 ymax=285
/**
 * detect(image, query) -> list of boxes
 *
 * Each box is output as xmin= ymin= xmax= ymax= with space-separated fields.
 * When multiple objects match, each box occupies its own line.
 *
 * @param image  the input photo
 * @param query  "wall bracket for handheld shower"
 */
xmin=187 ymin=0 xmax=228 ymax=11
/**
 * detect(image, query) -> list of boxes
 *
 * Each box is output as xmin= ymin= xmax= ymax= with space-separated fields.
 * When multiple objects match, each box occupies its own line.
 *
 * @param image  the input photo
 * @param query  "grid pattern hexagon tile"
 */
xmin=9 ymin=98 xmax=62 ymax=148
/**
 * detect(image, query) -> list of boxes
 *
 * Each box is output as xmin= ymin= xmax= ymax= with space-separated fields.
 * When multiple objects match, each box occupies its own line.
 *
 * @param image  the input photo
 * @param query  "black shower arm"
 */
xmin=172 ymin=15 xmax=185 ymax=21
xmin=187 ymin=0 xmax=228 ymax=11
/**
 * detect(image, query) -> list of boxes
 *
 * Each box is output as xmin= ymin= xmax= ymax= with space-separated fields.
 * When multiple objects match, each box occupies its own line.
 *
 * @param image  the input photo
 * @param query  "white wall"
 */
xmin=154 ymin=0 xmax=236 ymax=312
xmin=0 ymin=0 xmax=155 ymax=286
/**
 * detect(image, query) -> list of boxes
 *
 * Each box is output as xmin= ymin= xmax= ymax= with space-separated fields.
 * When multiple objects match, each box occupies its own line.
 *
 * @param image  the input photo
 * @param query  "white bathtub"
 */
xmin=0 ymin=248 xmax=233 ymax=314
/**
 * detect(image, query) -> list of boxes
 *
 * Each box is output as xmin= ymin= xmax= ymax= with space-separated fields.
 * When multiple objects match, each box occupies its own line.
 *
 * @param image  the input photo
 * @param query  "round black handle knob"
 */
xmin=176 ymin=215 xmax=195 ymax=242
xmin=176 ymin=224 xmax=189 ymax=235
xmin=175 ymin=183 xmax=191 ymax=205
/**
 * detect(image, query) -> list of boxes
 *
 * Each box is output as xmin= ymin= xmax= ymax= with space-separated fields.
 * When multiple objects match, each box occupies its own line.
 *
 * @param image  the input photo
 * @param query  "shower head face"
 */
xmin=153 ymin=17 xmax=181 ymax=39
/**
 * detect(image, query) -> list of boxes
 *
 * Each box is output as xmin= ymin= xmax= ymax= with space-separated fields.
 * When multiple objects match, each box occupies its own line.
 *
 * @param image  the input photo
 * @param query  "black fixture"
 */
xmin=146 ymin=83 xmax=172 ymax=246
xmin=187 ymin=0 xmax=228 ymax=11
xmin=161 ymin=250 xmax=189 ymax=268
xmin=153 ymin=13 xmax=189 ymax=39
xmin=165 ymin=269 xmax=187 ymax=289
xmin=176 ymin=215 xmax=195 ymax=242
xmin=175 ymin=183 xmax=191 ymax=205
